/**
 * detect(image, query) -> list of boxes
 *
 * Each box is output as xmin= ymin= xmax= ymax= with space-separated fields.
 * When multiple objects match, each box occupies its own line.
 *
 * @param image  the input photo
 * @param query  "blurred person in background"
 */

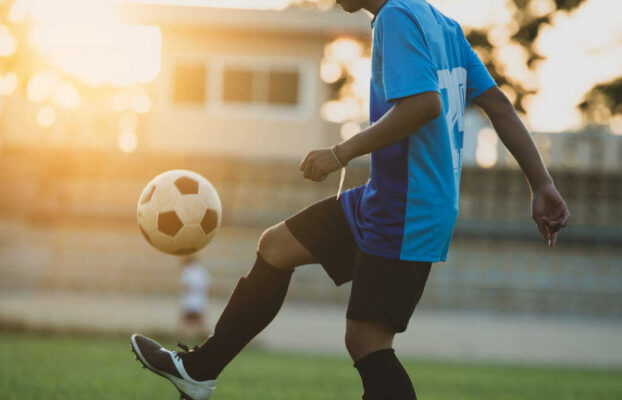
xmin=177 ymin=256 xmax=211 ymax=344
xmin=131 ymin=0 xmax=570 ymax=399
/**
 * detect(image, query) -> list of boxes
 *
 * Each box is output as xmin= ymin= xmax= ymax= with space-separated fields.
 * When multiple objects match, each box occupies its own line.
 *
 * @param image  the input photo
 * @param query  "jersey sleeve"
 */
xmin=461 ymin=33 xmax=496 ymax=104
xmin=376 ymin=7 xmax=440 ymax=103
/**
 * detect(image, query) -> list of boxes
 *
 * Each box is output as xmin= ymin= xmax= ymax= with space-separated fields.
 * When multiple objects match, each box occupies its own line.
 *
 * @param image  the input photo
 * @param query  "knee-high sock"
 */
xmin=354 ymin=348 xmax=417 ymax=400
xmin=181 ymin=252 xmax=293 ymax=381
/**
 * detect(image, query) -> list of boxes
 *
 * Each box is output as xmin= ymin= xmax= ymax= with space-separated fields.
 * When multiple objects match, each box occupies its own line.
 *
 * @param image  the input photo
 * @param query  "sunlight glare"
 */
xmin=320 ymin=60 xmax=342 ymax=84
xmin=0 ymin=26 xmax=17 ymax=56
xmin=36 ymin=105 xmax=56 ymax=128
xmin=53 ymin=83 xmax=81 ymax=110
xmin=118 ymin=130 xmax=138 ymax=153
xmin=610 ymin=115 xmax=622 ymax=136
xmin=430 ymin=0 xmax=514 ymax=29
xmin=325 ymin=38 xmax=362 ymax=65
xmin=9 ymin=0 xmax=29 ymax=23
xmin=27 ymin=0 xmax=161 ymax=86
xmin=340 ymin=121 xmax=360 ymax=141
xmin=0 ymin=72 xmax=18 ymax=96
xmin=128 ymin=0 xmax=291 ymax=11
xmin=321 ymin=98 xmax=360 ymax=123
xmin=27 ymin=72 xmax=59 ymax=103
xmin=132 ymin=93 xmax=152 ymax=114
xmin=529 ymin=0 xmax=622 ymax=132
xmin=118 ymin=111 xmax=139 ymax=152
xmin=476 ymin=128 xmax=498 ymax=168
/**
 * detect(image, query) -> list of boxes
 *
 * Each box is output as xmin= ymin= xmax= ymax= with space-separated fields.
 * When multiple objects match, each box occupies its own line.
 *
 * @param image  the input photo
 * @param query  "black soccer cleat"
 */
xmin=130 ymin=334 xmax=216 ymax=400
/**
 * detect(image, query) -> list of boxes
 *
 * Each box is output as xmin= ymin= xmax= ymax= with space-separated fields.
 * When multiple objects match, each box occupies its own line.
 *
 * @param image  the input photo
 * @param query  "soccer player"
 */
xmin=130 ymin=0 xmax=570 ymax=399
xmin=177 ymin=256 xmax=211 ymax=342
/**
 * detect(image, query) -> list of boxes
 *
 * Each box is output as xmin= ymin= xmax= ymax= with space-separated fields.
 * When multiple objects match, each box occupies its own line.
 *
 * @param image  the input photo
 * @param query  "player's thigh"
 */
xmin=258 ymin=221 xmax=316 ymax=270
xmin=282 ymin=196 xmax=357 ymax=285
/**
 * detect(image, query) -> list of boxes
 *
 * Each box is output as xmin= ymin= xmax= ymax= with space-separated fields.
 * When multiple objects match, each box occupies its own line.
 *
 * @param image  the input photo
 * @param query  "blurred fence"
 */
xmin=0 ymin=146 xmax=620 ymax=318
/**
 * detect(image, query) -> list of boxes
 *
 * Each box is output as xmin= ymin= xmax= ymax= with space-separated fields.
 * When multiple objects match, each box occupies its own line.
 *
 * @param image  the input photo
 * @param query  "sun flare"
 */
xmin=24 ymin=0 xmax=161 ymax=87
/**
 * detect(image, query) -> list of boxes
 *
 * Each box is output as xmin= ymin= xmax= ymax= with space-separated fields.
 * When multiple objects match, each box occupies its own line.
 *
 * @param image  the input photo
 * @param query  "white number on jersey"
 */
xmin=437 ymin=67 xmax=467 ymax=172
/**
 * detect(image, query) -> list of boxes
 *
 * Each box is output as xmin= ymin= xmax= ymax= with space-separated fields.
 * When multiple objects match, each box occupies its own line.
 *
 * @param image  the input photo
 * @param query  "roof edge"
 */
xmin=117 ymin=2 xmax=371 ymax=36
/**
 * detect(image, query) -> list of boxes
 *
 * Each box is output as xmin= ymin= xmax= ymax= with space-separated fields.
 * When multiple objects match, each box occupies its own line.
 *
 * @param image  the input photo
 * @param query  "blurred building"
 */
xmin=121 ymin=3 xmax=371 ymax=159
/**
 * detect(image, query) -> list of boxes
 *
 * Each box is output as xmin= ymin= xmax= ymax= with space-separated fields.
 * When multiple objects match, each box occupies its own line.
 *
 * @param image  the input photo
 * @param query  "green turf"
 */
xmin=1 ymin=333 xmax=621 ymax=399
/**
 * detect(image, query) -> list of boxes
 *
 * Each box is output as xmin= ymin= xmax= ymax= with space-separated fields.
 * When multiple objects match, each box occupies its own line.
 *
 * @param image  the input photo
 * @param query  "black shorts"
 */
xmin=285 ymin=196 xmax=432 ymax=333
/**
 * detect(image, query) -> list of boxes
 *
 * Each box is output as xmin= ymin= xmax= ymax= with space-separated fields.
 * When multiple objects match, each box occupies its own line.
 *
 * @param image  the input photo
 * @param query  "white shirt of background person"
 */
xmin=181 ymin=260 xmax=211 ymax=313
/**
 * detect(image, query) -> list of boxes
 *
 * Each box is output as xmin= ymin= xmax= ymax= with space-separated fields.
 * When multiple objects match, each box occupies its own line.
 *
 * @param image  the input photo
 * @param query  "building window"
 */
xmin=222 ymin=66 xmax=299 ymax=107
xmin=173 ymin=64 xmax=206 ymax=104
xmin=223 ymin=68 xmax=254 ymax=103
xmin=268 ymin=70 xmax=299 ymax=105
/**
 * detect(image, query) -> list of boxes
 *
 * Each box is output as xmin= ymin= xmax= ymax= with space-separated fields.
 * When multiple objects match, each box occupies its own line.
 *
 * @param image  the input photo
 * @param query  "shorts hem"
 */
xmin=346 ymin=311 xmax=409 ymax=333
xmin=351 ymin=236 xmax=444 ymax=263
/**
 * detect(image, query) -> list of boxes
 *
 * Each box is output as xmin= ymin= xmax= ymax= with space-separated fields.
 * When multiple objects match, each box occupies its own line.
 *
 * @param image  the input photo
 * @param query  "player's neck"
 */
xmin=364 ymin=0 xmax=389 ymax=16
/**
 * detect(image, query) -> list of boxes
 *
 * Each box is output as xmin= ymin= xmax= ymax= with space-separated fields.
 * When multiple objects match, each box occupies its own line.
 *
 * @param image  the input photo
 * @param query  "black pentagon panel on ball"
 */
xmin=174 ymin=176 xmax=199 ymax=195
xmin=140 ymin=185 xmax=156 ymax=205
xmin=201 ymin=209 xmax=219 ymax=234
xmin=158 ymin=211 xmax=184 ymax=237
xmin=138 ymin=224 xmax=152 ymax=244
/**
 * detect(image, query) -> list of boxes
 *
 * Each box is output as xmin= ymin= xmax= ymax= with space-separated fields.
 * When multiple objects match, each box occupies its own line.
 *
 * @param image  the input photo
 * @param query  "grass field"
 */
xmin=1 ymin=333 xmax=621 ymax=400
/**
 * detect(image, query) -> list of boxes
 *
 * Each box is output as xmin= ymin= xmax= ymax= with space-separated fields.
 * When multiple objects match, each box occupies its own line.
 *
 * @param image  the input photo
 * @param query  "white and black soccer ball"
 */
xmin=137 ymin=170 xmax=222 ymax=255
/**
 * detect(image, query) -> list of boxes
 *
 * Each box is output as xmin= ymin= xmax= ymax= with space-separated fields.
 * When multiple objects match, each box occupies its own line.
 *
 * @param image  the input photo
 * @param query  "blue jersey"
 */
xmin=340 ymin=0 xmax=496 ymax=262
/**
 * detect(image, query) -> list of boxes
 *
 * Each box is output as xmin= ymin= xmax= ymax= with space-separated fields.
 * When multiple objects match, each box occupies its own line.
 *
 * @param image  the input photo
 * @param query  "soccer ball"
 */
xmin=137 ymin=169 xmax=222 ymax=255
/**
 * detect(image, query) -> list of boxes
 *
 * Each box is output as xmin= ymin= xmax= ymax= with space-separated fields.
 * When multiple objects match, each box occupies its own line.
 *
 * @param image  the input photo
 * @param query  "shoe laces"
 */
xmin=174 ymin=340 xmax=199 ymax=361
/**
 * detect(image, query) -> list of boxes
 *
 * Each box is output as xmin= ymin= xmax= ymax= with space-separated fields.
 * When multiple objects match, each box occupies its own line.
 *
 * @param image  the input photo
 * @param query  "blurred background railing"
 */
xmin=1 ymin=144 xmax=620 ymax=318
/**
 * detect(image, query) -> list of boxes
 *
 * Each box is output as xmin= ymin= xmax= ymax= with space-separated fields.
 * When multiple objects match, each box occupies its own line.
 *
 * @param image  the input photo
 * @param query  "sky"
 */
xmin=15 ymin=0 xmax=622 ymax=133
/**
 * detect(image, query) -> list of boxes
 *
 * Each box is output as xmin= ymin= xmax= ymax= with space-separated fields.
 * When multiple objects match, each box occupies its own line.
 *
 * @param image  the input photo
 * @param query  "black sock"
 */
xmin=354 ymin=348 xmax=417 ymax=400
xmin=181 ymin=252 xmax=292 ymax=381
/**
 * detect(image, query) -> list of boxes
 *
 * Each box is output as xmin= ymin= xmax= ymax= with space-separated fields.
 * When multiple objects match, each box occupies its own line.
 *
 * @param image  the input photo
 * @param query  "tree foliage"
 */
xmin=465 ymin=0 xmax=593 ymax=115
xmin=579 ymin=77 xmax=622 ymax=124
xmin=461 ymin=0 xmax=619 ymax=122
xmin=314 ymin=0 xmax=620 ymax=127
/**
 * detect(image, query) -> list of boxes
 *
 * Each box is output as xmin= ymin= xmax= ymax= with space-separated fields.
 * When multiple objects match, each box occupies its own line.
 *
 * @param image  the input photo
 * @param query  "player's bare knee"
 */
xmin=345 ymin=326 xmax=365 ymax=359
xmin=345 ymin=320 xmax=394 ymax=361
xmin=257 ymin=222 xmax=315 ymax=270
xmin=257 ymin=223 xmax=298 ymax=271
xmin=258 ymin=225 xmax=283 ymax=262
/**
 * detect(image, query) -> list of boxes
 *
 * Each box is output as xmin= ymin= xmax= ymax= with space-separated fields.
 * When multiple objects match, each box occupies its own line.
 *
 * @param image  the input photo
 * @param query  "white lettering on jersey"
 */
xmin=437 ymin=67 xmax=467 ymax=172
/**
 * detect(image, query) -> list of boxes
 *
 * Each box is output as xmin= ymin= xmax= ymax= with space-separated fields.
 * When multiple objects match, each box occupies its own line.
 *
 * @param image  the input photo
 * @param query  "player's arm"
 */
xmin=341 ymin=92 xmax=441 ymax=162
xmin=299 ymin=91 xmax=441 ymax=181
xmin=473 ymin=86 xmax=570 ymax=246
xmin=301 ymin=7 xmax=441 ymax=184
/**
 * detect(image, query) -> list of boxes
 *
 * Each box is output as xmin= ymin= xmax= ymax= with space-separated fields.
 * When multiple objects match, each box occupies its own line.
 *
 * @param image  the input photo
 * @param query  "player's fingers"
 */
xmin=543 ymin=212 xmax=569 ymax=232
xmin=558 ymin=207 xmax=570 ymax=228
xmin=549 ymin=231 xmax=558 ymax=247
xmin=299 ymin=154 xmax=309 ymax=171
xmin=542 ymin=216 xmax=562 ymax=233
xmin=534 ymin=217 xmax=547 ymax=241
xmin=303 ymin=161 xmax=313 ymax=179
xmin=311 ymin=166 xmax=323 ymax=182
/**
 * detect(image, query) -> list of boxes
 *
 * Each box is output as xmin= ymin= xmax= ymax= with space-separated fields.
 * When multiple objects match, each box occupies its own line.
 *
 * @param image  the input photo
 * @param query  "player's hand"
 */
xmin=531 ymin=183 xmax=570 ymax=247
xmin=299 ymin=148 xmax=342 ymax=182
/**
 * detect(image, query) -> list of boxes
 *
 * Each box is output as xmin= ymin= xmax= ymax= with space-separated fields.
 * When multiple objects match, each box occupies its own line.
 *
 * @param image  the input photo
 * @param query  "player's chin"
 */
xmin=336 ymin=0 xmax=363 ymax=13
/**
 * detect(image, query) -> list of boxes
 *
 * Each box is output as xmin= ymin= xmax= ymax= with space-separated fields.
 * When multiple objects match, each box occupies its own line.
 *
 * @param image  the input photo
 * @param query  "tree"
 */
xmin=465 ymin=0 xmax=589 ymax=114
xmin=579 ymin=77 xmax=622 ymax=125
xmin=312 ymin=0 xmax=620 ymax=128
